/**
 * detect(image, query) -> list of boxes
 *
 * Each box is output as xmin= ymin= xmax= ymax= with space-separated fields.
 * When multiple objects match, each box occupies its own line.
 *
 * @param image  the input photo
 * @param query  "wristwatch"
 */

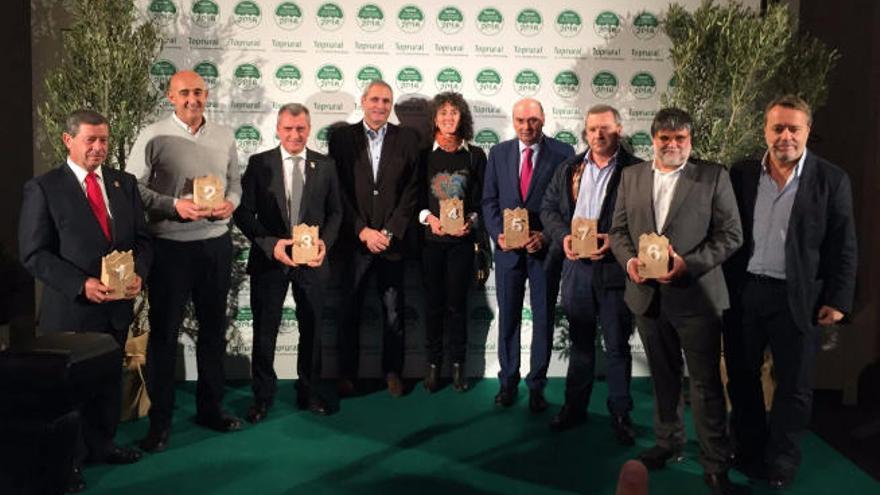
xmin=381 ymin=228 xmax=394 ymax=241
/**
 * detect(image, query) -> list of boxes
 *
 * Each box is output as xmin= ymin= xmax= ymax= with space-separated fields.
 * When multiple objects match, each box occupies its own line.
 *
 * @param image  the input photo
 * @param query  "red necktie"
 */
xmin=85 ymin=172 xmax=111 ymax=241
xmin=520 ymin=146 xmax=533 ymax=201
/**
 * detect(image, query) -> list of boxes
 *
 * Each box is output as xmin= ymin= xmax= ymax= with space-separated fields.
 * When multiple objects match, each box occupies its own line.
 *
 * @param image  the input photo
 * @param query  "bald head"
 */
xmin=512 ymin=98 xmax=545 ymax=146
xmin=167 ymin=70 xmax=208 ymax=129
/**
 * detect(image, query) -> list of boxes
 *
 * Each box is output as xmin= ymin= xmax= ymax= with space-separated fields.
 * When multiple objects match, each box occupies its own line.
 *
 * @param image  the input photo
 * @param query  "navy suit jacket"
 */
xmin=482 ymin=135 xmax=575 ymax=270
xmin=724 ymin=152 xmax=857 ymax=332
xmin=19 ymin=163 xmax=152 ymax=333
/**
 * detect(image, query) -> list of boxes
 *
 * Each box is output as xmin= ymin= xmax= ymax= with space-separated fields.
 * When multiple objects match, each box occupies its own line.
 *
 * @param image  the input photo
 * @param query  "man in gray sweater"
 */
xmin=127 ymin=70 xmax=242 ymax=452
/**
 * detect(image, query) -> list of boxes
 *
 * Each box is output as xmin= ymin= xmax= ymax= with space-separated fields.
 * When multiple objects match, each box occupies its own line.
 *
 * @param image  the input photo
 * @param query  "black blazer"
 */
xmin=18 ymin=164 xmax=152 ymax=332
xmin=541 ymin=146 xmax=641 ymax=290
xmin=724 ymin=153 xmax=857 ymax=332
xmin=234 ymin=146 xmax=343 ymax=276
xmin=328 ymin=121 xmax=420 ymax=259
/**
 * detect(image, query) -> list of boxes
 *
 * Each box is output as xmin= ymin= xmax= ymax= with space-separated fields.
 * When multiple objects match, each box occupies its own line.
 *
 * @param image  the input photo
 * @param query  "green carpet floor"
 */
xmin=83 ymin=378 xmax=877 ymax=494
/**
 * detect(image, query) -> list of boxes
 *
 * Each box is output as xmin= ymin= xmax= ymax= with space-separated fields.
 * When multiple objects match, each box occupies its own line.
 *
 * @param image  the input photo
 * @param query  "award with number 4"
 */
xmin=440 ymin=198 xmax=465 ymax=234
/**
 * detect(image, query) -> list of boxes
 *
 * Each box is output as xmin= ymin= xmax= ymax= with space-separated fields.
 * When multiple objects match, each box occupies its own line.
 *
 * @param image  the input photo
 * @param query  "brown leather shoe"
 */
xmin=386 ymin=373 xmax=404 ymax=398
xmin=424 ymin=364 xmax=439 ymax=393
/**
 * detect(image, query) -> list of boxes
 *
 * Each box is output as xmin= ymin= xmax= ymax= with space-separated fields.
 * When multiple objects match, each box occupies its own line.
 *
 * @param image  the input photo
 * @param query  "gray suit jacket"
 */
xmin=609 ymin=159 xmax=743 ymax=316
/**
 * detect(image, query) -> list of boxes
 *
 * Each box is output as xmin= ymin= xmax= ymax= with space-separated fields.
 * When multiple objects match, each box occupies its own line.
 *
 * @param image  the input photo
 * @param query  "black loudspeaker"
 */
xmin=0 ymin=332 xmax=121 ymax=495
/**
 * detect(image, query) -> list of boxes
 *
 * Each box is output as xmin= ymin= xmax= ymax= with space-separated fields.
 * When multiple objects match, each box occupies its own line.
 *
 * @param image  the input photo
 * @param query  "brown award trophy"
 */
xmin=503 ymin=207 xmax=529 ymax=249
xmin=571 ymin=217 xmax=598 ymax=258
xmin=440 ymin=198 xmax=465 ymax=234
xmin=638 ymin=233 xmax=670 ymax=278
xmin=193 ymin=175 xmax=224 ymax=208
xmin=292 ymin=224 xmax=320 ymax=264
xmin=101 ymin=250 xmax=135 ymax=300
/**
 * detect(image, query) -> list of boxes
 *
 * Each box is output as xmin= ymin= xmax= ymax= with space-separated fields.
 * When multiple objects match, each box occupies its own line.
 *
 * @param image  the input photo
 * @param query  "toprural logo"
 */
xmin=149 ymin=59 xmax=177 ymax=91
xmin=396 ymin=4 xmax=425 ymax=33
xmin=632 ymin=11 xmax=660 ymax=40
xmin=435 ymin=67 xmax=463 ymax=92
xmin=356 ymin=65 xmax=383 ymax=91
xmin=356 ymin=3 xmax=385 ymax=32
xmin=554 ymin=130 xmax=579 ymax=147
xmin=396 ymin=66 xmax=424 ymax=94
xmin=436 ymin=6 xmax=465 ymax=35
xmin=315 ymin=64 xmax=344 ymax=92
xmin=630 ymin=72 xmax=657 ymax=99
xmin=316 ymin=2 xmax=344 ymax=31
xmin=274 ymin=64 xmax=303 ymax=92
xmin=553 ymin=70 xmax=580 ymax=98
xmin=628 ymin=131 xmax=653 ymax=159
xmin=193 ymin=60 xmax=219 ymax=89
xmin=232 ymin=1 xmax=262 ymax=30
xmin=515 ymin=8 xmax=543 ymax=37
xmin=474 ymin=68 xmax=502 ymax=96
xmin=591 ymin=70 xmax=619 ymax=99
xmin=235 ymin=125 xmax=262 ymax=154
xmin=233 ymin=63 xmax=262 ymax=91
xmin=147 ymin=0 xmax=177 ymax=26
xmin=315 ymin=126 xmax=331 ymax=152
xmin=274 ymin=2 xmax=304 ymax=31
xmin=476 ymin=7 xmax=503 ymax=36
xmin=513 ymin=69 xmax=541 ymax=96
xmin=554 ymin=9 xmax=582 ymax=37
xmin=190 ymin=0 xmax=220 ymax=29
xmin=593 ymin=10 xmax=622 ymax=40
xmin=474 ymin=128 xmax=500 ymax=153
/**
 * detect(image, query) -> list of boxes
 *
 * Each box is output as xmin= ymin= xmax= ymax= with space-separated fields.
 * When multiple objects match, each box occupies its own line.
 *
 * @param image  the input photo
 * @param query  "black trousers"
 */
xmin=421 ymin=240 xmax=474 ymax=366
xmin=250 ymin=267 xmax=325 ymax=403
xmin=337 ymin=252 xmax=405 ymax=378
xmin=146 ymin=233 xmax=232 ymax=429
xmin=723 ymin=276 xmax=821 ymax=477
xmin=637 ymin=300 xmax=730 ymax=474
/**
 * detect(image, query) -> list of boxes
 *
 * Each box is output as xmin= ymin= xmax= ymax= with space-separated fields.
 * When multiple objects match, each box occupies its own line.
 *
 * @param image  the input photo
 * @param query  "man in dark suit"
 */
xmin=18 ymin=109 xmax=150 ymax=491
xmin=723 ymin=95 xmax=857 ymax=489
xmin=328 ymin=80 xmax=420 ymax=397
xmin=482 ymin=98 xmax=575 ymax=412
xmin=540 ymin=104 xmax=639 ymax=443
xmin=609 ymin=108 xmax=742 ymax=495
xmin=235 ymin=103 xmax=342 ymax=420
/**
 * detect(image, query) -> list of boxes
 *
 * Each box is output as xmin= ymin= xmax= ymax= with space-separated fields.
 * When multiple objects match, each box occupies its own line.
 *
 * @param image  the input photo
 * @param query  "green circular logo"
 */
xmin=513 ymin=69 xmax=541 ymax=96
xmin=193 ymin=60 xmax=219 ymax=89
xmin=396 ymin=4 xmax=424 ymax=33
xmin=233 ymin=63 xmax=262 ymax=91
xmin=232 ymin=1 xmax=261 ymax=29
xmin=315 ymin=125 xmax=331 ymax=152
xmin=434 ymin=67 xmax=463 ymax=92
xmin=148 ymin=0 xmax=178 ymax=26
xmin=554 ymin=130 xmax=578 ymax=147
xmin=515 ymin=8 xmax=543 ymax=37
xmin=628 ymin=131 xmax=653 ymax=160
xmin=396 ymin=66 xmax=424 ymax=94
xmin=149 ymin=59 xmax=177 ymax=91
xmin=591 ymin=70 xmax=619 ymax=99
xmin=236 ymin=306 xmax=253 ymax=322
xmin=436 ymin=6 xmax=464 ymax=35
xmin=553 ymin=70 xmax=580 ymax=98
xmin=356 ymin=3 xmax=384 ymax=32
xmin=274 ymin=2 xmax=303 ymax=30
xmin=474 ymin=68 xmax=502 ymax=96
xmin=554 ymin=9 xmax=582 ymax=37
xmin=274 ymin=64 xmax=303 ymax=92
xmin=630 ymin=72 xmax=657 ymax=99
xmin=191 ymin=0 xmax=220 ymax=29
xmin=315 ymin=64 xmax=344 ymax=92
xmin=593 ymin=10 xmax=621 ymax=40
xmin=356 ymin=65 xmax=383 ymax=91
xmin=235 ymin=124 xmax=262 ymax=154
xmin=476 ymin=7 xmax=503 ymax=36
xmin=316 ymin=2 xmax=344 ymax=31
xmin=280 ymin=306 xmax=297 ymax=323
xmin=474 ymin=128 xmax=500 ymax=153
xmin=632 ymin=11 xmax=659 ymax=40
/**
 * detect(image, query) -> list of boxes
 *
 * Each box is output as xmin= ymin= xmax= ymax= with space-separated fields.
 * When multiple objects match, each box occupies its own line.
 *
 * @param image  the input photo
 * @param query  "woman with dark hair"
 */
xmin=418 ymin=92 xmax=486 ymax=392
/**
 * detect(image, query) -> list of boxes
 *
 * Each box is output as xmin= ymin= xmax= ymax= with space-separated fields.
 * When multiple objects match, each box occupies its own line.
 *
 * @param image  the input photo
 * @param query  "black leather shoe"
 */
xmin=337 ymin=378 xmax=356 ymax=398
xmin=494 ymin=385 xmax=516 ymax=407
xmin=196 ymin=413 xmax=243 ymax=432
xmin=104 ymin=445 xmax=143 ymax=464
xmin=528 ymin=389 xmax=548 ymax=413
xmin=139 ymin=426 xmax=170 ymax=453
xmin=704 ymin=471 xmax=734 ymax=495
xmin=424 ymin=364 xmax=439 ymax=393
xmin=246 ymin=401 xmax=271 ymax=423
xmin=611 ymin=414 xmax=636 ymax=446
xmin=549 ymin=404 xmax=587 ymax=431
xmin=637 ymin=444 xmax=684 ymax=470
xmin=731 ymin=453 xmax=767 ymax=480
xmin=386 ymin=373 xmax=404 ymax=398
xmin=452 ymin=362 xmax=469 ymax=392
xmin=67 ymin=467 xmax=87 ymax=493
xmin=308 ymin=397 xmax=332 ymax=416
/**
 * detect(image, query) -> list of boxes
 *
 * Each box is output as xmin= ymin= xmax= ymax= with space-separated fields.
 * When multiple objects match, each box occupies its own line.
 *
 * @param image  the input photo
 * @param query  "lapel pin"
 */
xmin=309 ymin=161 xmax=316 ymax=169
xmin=114 ymin=180 xmax=120 ymax=188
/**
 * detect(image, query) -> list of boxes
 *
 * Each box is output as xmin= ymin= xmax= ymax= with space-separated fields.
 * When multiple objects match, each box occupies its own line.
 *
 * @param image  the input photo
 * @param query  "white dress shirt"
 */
xmin=651 ymin=159 xmax=686 ymax=231
xmin=279 ymin=146 xmax=307 ymax=203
